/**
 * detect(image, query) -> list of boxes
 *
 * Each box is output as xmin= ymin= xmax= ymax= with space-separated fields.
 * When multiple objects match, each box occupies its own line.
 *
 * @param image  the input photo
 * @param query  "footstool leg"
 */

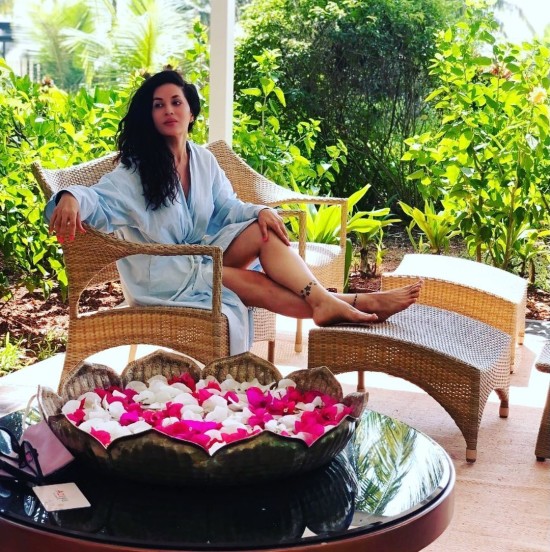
xmin=535 ymin=383 xmax=550 ymax=462
xmin=466 ymin=448 xmax=477 ymax=463
xmin=496 ymin=389 xmax=509 ymax=418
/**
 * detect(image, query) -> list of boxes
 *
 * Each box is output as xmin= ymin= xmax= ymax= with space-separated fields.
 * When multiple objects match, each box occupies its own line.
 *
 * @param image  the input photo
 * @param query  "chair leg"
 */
xmin=357 ymin=371 xmax=365 ymax=393
xmin=535 ymin=383 xmax=550 ymax=461
xmin=128 ymin=344 xmax=138 ymax=363
xmin=267 ymin=341 xmax=275 ymax=364
xmin=295 ymin=319 xmax=303 ymax=353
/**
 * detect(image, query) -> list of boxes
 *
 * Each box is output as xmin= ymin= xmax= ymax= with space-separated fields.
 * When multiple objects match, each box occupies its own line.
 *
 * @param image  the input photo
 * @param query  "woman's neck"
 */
xmin=166 ymin=136 xmax=188 ymax=164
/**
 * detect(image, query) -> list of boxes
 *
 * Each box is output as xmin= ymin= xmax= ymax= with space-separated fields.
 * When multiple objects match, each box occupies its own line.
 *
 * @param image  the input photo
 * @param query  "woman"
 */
xmin=46 ymin=70 xmax=421 ymax=354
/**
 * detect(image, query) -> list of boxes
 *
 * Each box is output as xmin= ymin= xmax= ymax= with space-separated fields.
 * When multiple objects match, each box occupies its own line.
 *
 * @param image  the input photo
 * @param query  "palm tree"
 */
xmin=0 ymin=0 xmax=14 ymax=15
xmin=12 ymin=0 xmax=197 ymax=90
xmin=12 ymin=0 xmax=94 ymax=90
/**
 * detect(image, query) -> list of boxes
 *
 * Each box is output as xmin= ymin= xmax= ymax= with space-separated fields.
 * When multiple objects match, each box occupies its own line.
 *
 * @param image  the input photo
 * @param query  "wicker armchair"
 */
xmin=32 ymin=150 xmax=277 ymax=392
xmin=207 ymin=140 xmax=349 ymax=351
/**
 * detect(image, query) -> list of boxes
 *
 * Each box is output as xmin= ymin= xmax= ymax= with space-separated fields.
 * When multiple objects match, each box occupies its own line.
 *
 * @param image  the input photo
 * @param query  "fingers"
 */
xmin=272 ymin=219 xmax=290 ymax=245
xmin=258 ymin=218 xmax=269 ymax=242
xmin=259 ymin=209 xmax=290 ymax=245
xmin=48 ymin=193 xmax=85 ymax=243
xmin=75 ymin=212 xmax=86 ymax=235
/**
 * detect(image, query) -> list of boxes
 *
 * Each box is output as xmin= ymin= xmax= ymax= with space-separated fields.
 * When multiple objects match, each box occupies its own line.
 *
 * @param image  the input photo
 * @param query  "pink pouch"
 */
xmin=0 ymin=421 xmax=74 ymax=483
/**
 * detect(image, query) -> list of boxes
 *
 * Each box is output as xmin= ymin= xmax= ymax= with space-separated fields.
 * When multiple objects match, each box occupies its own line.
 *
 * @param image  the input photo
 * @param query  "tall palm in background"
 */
xmin=10 ymin=0 xmax=207 ymax=90
xmin=0 ymin=0 xmax=14 ymax=15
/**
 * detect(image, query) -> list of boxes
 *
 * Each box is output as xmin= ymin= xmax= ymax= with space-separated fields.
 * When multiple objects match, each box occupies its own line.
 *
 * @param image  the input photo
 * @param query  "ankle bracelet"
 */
xmin=352 ymin=293 xmax=358 ymax=308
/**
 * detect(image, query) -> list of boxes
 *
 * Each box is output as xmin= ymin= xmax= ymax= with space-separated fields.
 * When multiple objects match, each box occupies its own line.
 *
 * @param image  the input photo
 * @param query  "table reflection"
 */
xmin=0 ymin=409 xmax=451 ymax=549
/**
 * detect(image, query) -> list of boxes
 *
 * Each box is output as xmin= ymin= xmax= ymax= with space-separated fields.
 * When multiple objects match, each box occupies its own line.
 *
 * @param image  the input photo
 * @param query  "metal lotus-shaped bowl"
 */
xmin=38 ymin=351 xmax=366 ymax=486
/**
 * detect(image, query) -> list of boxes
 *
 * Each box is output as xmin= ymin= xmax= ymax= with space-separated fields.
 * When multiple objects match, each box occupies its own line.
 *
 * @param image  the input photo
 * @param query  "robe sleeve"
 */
xmin=44 ymin=168 xmax=143 ymax=234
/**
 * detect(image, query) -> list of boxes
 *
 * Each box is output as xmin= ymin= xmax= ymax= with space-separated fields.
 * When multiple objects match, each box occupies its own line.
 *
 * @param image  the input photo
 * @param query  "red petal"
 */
xmin=90 ymin=428 xmax=111 ymax=446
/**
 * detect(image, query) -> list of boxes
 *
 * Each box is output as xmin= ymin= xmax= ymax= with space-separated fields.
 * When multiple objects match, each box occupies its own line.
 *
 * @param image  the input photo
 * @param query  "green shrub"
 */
xmin=402 ymin=2 xmax=550 ymax=274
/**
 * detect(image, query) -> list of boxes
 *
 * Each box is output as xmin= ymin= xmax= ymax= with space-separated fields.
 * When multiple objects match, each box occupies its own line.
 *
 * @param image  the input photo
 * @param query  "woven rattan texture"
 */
xmin=381 ymin=254 xmax=527 ymax=371
xmin=32 ymin=148 xmax=278 ymax=391
xmin=534 ymin=342 xmax=550 ymax=460
xmin=308 ymin=304 xmax=512 ymax=461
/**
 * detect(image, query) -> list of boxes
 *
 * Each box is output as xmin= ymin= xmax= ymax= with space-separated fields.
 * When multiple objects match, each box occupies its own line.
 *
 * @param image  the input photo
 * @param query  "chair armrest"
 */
xmin=63 ymin=225 xmax=224 ymax=317
xmin=276 ymin=208 xmax=306 ymax=259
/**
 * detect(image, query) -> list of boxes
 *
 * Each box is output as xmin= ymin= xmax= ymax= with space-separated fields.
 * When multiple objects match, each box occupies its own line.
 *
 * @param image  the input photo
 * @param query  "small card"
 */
xmin=33 ymin=482 xmax=91 ymax=512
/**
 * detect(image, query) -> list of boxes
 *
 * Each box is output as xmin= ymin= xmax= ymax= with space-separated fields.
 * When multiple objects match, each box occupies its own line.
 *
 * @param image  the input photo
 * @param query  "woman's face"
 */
xmin=151 ymin=83 xmax=194 ymax=139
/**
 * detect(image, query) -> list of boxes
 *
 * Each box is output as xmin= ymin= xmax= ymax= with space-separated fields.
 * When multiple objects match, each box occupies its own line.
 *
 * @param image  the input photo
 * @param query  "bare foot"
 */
xmin=312 ymin=296 xmax=378 ymax=327
xmin=351 ymin=281 xmax=422 ymax=321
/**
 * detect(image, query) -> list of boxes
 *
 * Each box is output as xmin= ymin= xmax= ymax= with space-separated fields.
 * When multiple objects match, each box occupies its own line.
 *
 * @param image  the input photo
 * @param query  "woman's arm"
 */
xmin=44 ymin=168 xmax=142 ymax=242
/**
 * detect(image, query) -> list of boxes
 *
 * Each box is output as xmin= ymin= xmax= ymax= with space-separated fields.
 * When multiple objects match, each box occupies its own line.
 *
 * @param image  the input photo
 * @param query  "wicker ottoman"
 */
xmin=534 ymin=343 xmax=550 ymax=461
xmin=308 ymin=304 xmax=512 ymax=462
xmin=381 ymin=254 xmax=527 ymax=372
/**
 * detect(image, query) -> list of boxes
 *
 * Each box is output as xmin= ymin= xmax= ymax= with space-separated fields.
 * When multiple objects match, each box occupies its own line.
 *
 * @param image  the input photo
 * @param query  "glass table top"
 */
xmin=0 ymin=408 xmax=453 ymax=550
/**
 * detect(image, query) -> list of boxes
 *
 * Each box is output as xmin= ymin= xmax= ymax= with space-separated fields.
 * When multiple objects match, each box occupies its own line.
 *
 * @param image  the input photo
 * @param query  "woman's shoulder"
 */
xmin=106 ymin=161 xmax=141 ymax=184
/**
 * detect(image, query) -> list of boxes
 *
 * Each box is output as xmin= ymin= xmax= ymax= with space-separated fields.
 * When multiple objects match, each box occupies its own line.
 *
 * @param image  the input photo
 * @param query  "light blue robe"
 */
xmin=45 ymin=142 xmax=267 ymax=354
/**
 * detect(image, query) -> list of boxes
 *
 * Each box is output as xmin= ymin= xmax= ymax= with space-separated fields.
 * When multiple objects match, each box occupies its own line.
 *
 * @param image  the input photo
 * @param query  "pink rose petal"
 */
xmin=90 ymin=428 xmax=112 ymax=446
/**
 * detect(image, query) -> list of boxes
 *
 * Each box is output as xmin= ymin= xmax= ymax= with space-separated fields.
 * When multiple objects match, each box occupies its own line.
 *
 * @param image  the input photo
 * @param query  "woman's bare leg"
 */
xmin=223 ymin=223 xmax=420 ymax=324
xmin=222 ymin=267 xmax=313 ymax=318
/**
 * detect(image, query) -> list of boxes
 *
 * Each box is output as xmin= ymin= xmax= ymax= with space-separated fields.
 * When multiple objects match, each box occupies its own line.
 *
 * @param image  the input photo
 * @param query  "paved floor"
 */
xmin=1 ymin=316 xmax=548 ymax=416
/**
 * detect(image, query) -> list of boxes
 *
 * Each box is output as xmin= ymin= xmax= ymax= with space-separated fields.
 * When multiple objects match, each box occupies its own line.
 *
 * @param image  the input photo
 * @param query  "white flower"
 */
xmin=79 ymin=391 xmax=102 ymax=408
xmin=172 ymin=392 xmax=199 ymax=406
xmin=78 ymin=420 xmax=102 ymax=433
xmin=110 ymin=425 xmax=132 ymax=439
xmin=220 ymin=375 xmax=239 ymax=391
xmin=170 ymin=382 xmax=193 ymax=393
xmin=127 ymin=420 xmax=151 ymax=434
xmin=296 ymin=396 xmax=323 ymax=411
xmin=279 ymin=414 xmax=298 ymax=429
xmin=108 ymin=402 xmax=126 ymax=420
xmin=161 ymin=416 xmax=180 ymax=427
xmin=264 ymin=419 xmax=287 ymax=434
xmin=86 ymin=409 xmax=111 ymax=421
xmin=126 ymin=380 xmax=147 ymax=392
xmin=147 ymin=375 xmax=168 ymax=385
xmin=221 ymin=419 xmax=247 ymax=431
xmin=276 ymin=378 xmax=296 ymax=389
xmin=208 ymin=441 xmax=225 ymax=455
xmin=61 ymin=399 xmax=81 ymax=416
xmin=204 ymin=429 xmax=222 ymax=441
xmin=181 ymin=409 xmax=202 ymax=421
xmin=202 ymin=395 xmax=227 ymax=411
xmin=205 ymin=405 xmax=230 ymax=422
xmin=529 ymin=86 xmax=548 ymax=105
xmin=134 ymin=389 xmax=155 ymax=404
xmin=151 ymin=389 xmax=172 ymax=404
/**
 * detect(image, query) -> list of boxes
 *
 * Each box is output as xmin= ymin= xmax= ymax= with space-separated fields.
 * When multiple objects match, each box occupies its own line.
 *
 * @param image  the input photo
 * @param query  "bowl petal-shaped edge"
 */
xmin=38 ymin=350 xmax=367 ymax=486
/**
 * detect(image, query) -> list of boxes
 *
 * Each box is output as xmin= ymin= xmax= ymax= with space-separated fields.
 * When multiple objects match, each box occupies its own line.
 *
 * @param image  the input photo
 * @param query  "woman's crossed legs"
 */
xmin=222 ymin=222 xmax=421 ymax=326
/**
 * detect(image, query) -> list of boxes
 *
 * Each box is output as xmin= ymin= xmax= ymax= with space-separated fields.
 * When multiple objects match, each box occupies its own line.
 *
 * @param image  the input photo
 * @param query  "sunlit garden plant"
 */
xmin=399 ymin=200 xmax=460 ymax=255
xmin=402 ymin=1 xmax=550 ymax=275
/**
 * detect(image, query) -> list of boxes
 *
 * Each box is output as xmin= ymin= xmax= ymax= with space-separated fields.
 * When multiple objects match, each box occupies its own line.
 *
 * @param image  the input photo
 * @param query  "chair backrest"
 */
xmin=206 ymin=140 xmax=308 ymax=206
xmin=32 ymin=153 xmax=119 ymax=199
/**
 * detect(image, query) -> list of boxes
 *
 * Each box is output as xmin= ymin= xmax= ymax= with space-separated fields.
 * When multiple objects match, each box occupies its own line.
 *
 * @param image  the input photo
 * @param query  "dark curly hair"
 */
xmin=116 ymin=70 xmax=201 ymax=210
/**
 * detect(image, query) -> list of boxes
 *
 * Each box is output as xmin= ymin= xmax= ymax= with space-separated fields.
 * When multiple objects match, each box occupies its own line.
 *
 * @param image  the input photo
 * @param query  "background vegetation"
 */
xmin=1 ymin=0 xmax=550 ymax=369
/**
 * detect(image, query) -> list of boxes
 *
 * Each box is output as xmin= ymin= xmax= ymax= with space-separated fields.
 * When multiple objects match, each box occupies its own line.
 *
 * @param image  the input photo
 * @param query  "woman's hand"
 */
xmin=48 ymin=192 xmax=86 ymax=243
xmin=257 ymin=208 xmax=290 ymax=245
